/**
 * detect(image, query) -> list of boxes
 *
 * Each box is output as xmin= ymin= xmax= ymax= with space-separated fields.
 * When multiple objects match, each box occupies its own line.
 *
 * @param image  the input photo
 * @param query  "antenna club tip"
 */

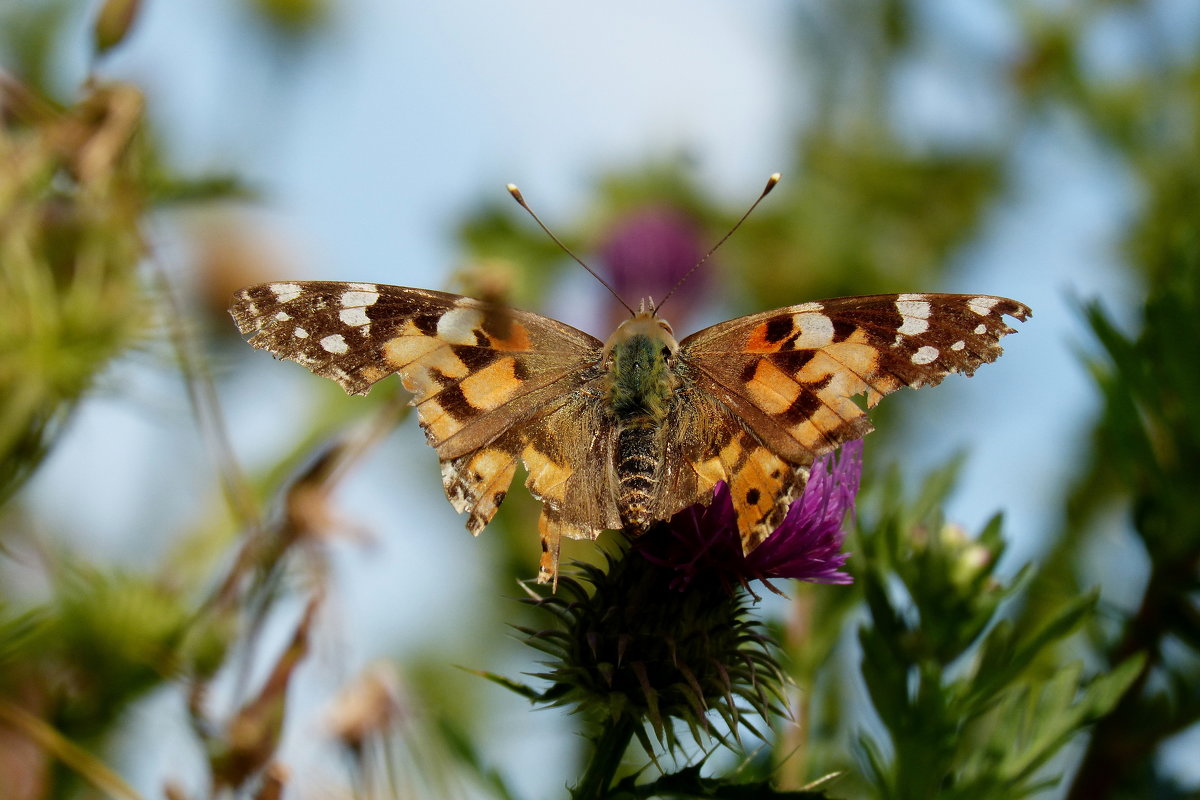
xmin=506 ymin=183 xmax=524 ymax=202
xmin=765 ymin=173 xmax=782 ymax=192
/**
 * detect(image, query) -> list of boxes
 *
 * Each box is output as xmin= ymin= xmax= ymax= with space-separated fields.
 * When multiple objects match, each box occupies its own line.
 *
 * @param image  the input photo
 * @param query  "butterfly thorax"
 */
xmin=602 ymin=311 xmax=680 ymax=423
xmin=601 ymin=310 xmax=682 ymax=529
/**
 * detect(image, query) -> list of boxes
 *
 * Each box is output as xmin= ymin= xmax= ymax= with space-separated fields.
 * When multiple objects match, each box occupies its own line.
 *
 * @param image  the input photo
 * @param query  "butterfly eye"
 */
xmin=660 ymin=346 xmax=672 ymax=360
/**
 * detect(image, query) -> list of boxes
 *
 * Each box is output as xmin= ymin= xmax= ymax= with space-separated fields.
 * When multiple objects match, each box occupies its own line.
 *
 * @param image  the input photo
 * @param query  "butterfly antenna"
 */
xmin=656 ymin=172 xmax=781 ymax=314
xmin=506 ymin=184 xmax=636 ymax=316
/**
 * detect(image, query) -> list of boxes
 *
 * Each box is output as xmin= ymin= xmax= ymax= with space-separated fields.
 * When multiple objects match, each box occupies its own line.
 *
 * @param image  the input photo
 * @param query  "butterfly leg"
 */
xmin=536 ymin=511 xmax=604 ymax=590
xmin=537 ymin=512 xmax=564 ymax=590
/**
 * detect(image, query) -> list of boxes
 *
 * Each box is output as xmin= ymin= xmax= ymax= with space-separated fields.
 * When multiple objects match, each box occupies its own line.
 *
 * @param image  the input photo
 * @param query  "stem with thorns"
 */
xmin=572 ymin=715 xmax=636 ymax=800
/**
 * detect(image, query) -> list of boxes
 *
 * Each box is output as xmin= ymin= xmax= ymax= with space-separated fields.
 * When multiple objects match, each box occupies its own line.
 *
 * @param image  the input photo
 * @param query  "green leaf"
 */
xmin=962 ymin=592 xmax=1096 ymax=714
xmin=456 ymin=665 xmax=544 ymax=702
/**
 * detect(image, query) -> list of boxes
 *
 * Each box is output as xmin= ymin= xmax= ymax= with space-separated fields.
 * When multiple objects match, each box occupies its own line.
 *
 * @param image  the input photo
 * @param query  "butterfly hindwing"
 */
xmin=647 ymin=384 xmax=806 ymax=554
xmin=520 ymin=390 xmax=625 ymax=581
xmin=441 ymin=441 xmax=521 ymax=536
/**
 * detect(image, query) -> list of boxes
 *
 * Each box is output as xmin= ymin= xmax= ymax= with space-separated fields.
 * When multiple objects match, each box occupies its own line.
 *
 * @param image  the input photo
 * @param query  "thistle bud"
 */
xmin=93 ymin=0 xmax=143 ymax=57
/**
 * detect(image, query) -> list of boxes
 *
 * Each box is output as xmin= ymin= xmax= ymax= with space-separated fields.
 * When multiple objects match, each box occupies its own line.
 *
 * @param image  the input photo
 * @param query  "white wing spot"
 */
xmin=912 ymin=346 xmax=939 ymax=365
xmin=968 ymin=296 xmax=999 ymax=316
xmin=270 ymin=283 xmax=303 ymax=303
xmin=320 ymin=334 xmax=349 ymax=354
xmin=951 ymin=340 xmax=966 ymax=351
xmin=896 ymin=298 xmax=931 ymax=335
xmin=792 ymin=311 xmax=835 ymax=348
xmin=345 ymin=282 xmax=379 ymax=293
xmin=896 ymin=298 xmax=930 ymax=318
xmin=274 ymin=311 xmax=291 ymax=322
xmin=339 ymin=307 xmax=371 ymax=327
xmin=974 ymin=323 xmax=987 ymax=334
xmin=437 ymin=307 xmax=486 ymax=345
xmin=340 ymin=290 xmax=380 ymax=307
xmin=294 ymin=327 xmax=309 ymax=338
xmin=794 ymin=301 xmax=824 ymax=313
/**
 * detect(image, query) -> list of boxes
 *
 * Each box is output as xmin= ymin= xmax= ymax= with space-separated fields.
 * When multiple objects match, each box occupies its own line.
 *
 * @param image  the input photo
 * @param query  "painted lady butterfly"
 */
xmin=230 ymin=277 xmax=1029 ymax=582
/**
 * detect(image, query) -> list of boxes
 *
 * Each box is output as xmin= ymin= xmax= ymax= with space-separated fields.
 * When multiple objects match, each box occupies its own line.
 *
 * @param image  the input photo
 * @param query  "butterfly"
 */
xmin=229 ymin=279 xmax=1030 ymax=583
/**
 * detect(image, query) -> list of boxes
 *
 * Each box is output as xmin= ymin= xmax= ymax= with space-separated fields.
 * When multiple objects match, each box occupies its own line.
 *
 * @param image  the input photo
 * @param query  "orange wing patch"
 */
xmin=743 ymin=359 xmax=803 ymax=414
xmin=522 ymin=441 xmax=574 ymax=504
xmin=442 ymin=445 xmax=521 ymax=535
xmin=536 ymin=511 xmax=599 ymax=586
xmin=727 ymin=442 xmax=800 ymax=552
xmin=744 ymin=303 xmax=826 ymax=352
xmin=459 ymin=357 xmax=523 ymax=412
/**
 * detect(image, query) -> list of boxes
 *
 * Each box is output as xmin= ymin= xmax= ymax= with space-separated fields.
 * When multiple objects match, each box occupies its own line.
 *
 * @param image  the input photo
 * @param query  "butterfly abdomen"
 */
xmin=602 ymin=329 xmax=681 ymax=530
xmin=616 ymin=424 xmax=660 ymax=530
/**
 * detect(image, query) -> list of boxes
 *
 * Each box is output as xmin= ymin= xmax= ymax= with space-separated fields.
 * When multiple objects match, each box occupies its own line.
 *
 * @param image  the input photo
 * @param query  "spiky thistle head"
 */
xmin=519 ymin=545 xmax=787 ymax=753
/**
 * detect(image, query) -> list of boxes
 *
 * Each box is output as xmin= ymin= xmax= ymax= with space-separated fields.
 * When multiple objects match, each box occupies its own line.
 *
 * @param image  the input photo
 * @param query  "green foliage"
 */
xmin=49 ymin=566 xmax=191 ymax=736
xmin=0 ymin=83 xmax=149 ymax=502
xmin=740 ymin=135 xmax=1001 ymax=309
xmin=0 ymin=564 xmax=192 ymax=798
xmin=1058 ymin=261 xmax=1200 ymax=797
xmin=851 ymin=467 xmax=1142 ymax=800
xmin=0 ymin=603 xmax=51 ymax=676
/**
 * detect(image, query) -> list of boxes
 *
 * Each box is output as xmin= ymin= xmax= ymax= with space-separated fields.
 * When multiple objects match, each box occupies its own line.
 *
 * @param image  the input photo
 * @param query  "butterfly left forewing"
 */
xmin=230 ymin=281 xmax=606 ymax=543
xmin=679 ymin=292 xmax=1030 ymax=552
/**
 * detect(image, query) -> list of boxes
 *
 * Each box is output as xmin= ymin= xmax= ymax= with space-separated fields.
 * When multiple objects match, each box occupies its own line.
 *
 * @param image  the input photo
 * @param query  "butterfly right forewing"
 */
xmin=677 ymin=292 xmax=1031 ymax=552
xmin=682 ymin=293 xmax=1031 ymax=460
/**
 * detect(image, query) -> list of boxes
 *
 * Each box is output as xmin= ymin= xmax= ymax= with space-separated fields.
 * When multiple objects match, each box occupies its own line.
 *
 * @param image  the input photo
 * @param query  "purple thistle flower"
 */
xmin=636 ymin=440 xmax=863 ymax=592
xmin=599 ymin=206 xmax=708 ymax=312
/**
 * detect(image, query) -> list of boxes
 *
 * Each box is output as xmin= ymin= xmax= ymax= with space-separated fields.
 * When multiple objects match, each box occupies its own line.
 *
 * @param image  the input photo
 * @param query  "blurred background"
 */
xmin=2 ymin=0 xmax=1198 ymax=798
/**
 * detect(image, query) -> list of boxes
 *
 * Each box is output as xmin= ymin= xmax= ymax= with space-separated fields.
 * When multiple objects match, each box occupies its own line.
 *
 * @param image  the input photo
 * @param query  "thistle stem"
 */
xmin=572 ymin=716 xmax=636 ymax=800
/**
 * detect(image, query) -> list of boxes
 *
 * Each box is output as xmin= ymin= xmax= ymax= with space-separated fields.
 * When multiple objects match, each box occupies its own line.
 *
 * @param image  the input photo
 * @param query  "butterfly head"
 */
xmin=603 ymin=300 xmax=679 ymax=360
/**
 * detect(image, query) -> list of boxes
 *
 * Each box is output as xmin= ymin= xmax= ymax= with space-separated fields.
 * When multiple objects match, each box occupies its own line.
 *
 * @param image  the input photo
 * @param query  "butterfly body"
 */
xmin=601 ymin=311 xmax=684 ymax=529
xmin=230 ymin=282 xmax=1030 ymax=582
